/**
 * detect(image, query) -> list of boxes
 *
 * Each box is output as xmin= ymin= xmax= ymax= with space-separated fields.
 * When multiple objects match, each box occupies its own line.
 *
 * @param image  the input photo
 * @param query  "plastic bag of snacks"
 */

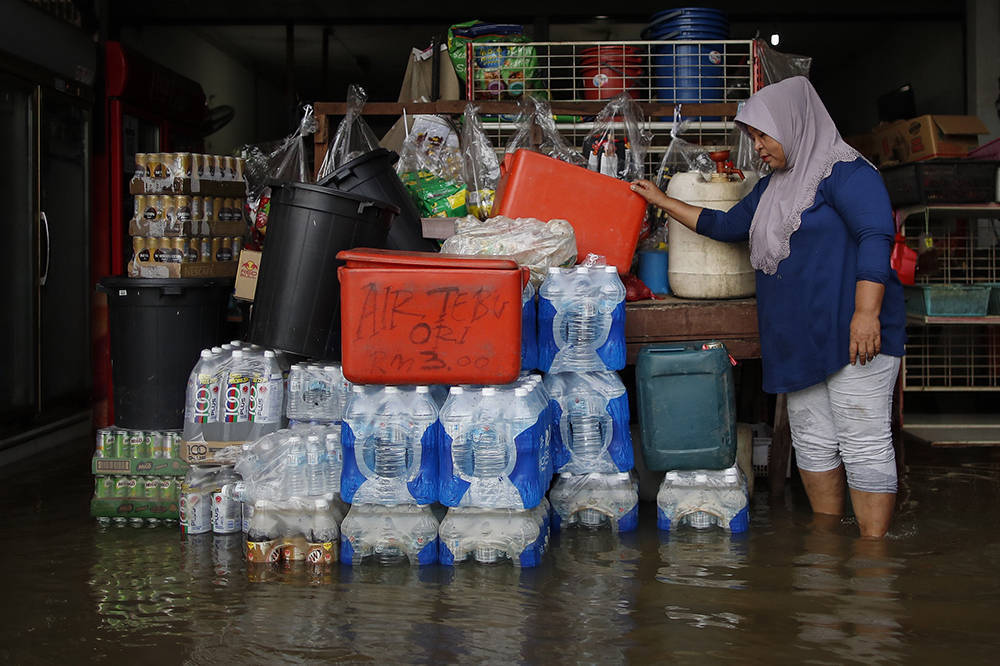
xmin=396 ymin=115 xmax=468 ymax=218
xmin=460 ymin=104 xmax=501 ymax=219
xmin=447 ymin=20 xmax=538 ymax=99
xmin=505 ymin=96 xmax=585 ymax=167
xmin=581 ymin=92 xmax=653 ymax=182
xmin=240 ymin=105 xmax=317 ymax=245
xmin=316 ymin=84 xmax=381 ymax=181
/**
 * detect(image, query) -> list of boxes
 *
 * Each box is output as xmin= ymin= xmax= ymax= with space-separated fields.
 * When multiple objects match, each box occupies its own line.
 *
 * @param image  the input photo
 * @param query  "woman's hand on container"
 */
xmin=631 ymin=179 xmax=670 ymax=209
xmin=631 ymin=180 xmax=703 ymax=232
xmin=849 ymin=311 xmax=881 ymax=366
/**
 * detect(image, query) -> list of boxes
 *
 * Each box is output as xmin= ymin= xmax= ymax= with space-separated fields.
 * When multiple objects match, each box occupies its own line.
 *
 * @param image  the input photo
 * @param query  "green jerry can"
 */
xmin=635 ymin=340 xmax=737 ymax=471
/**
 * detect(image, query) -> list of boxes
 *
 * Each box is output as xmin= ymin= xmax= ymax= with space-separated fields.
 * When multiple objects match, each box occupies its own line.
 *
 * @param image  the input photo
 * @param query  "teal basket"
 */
xmin=988 ymin=283 xmax=1000 ymax=315
xmin=904 ymin=285 xmax=991 ymax=317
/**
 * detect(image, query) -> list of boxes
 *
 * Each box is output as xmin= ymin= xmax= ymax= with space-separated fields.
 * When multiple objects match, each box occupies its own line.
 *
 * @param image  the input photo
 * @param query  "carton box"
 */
xmin=129 ymin=176 xmax=247 ymax=198
xmin=182 ymin=440 xmax=245 ymax=464
xmin=872 ymin=114 xmax=989 ymax=165
xmin=128 ymin=258 xmax=238 ymax=279
xmin=90 ymin=497 xmax=180 ymax=520
xmin=234 ymin=249 xmax=262 ymax=302
xmin=128 ymin=218 xmax=247 ymax=238
xmin=92 ymin=456 xmax=189 ymax=476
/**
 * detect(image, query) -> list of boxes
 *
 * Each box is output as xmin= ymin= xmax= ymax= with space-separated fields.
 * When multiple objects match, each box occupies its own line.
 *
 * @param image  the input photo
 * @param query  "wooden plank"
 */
xmin=625 ymin=296 xmax=759 ymax=342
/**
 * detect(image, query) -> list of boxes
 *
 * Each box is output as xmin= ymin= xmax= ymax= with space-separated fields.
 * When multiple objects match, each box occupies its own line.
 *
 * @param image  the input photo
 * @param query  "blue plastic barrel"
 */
xmin=645 ymin=7 xmax=729 ymax=105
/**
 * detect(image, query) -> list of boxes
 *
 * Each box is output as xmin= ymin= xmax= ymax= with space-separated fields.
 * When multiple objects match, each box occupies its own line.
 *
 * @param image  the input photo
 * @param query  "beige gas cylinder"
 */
xmin=666 ymin=171 xmax=758 ymax=298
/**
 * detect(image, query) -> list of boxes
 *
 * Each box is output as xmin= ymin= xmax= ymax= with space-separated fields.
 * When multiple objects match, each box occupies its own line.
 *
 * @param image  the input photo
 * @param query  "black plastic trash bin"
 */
xmin=318 ymin=148 xmax=439 ymax=252
xmin=98 ymin=277 xmax=232 ymax=429
xmin=247 ymin=182 xmax=398 ymax=359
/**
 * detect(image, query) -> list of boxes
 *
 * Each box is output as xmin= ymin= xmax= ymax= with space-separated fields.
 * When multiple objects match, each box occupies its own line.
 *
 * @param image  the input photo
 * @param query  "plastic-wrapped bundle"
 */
xmin=286 ymin=362 xmax=351 ymax=422
xmin=232 ymin=424 xmax=343 ymax=504
xmin=656 ymin=466 xmax=749 ymax=533
xmin=544 ymin=372 xmax=633 ymax=474
xmin=339 ymin=503 xmax=440 ymax=566
xmin=538 ymin=265 xmax=626 ymax=373
xmin=549 ymin=471 xmax=638 ymax=533
xmin=438 ymin=385 xmax=543 ymax=510
xmin=522 ymin=281 xmax=538 ymax=372
xmin=438 ymin=498 xmax=551 ymax=568
xmin=245 ymin=496 xmax=342 ymax=566
xmin=341 ymin=385 xmax=439 ymax=506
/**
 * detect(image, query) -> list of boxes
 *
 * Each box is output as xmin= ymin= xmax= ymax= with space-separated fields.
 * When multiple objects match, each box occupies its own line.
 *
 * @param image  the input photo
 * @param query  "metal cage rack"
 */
xmin=903 ymin=324 xmax=1000 ymax=390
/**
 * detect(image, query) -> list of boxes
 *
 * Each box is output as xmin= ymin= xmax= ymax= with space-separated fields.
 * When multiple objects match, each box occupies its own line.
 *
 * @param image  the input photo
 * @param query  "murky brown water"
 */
xmin=2 ymin=445 xmax=999 ymax=664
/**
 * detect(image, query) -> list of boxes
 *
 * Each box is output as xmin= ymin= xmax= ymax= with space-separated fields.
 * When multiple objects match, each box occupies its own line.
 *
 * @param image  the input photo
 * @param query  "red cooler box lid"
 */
xmin=491 ymin=149 xmax=647 ymax=273
xmin=336 ymin=248 xmax=525 ymax=386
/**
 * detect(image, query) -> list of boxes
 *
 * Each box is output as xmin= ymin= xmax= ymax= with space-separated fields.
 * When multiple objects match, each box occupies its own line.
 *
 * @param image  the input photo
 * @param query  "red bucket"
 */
xmin=579 ymin=46 xmax=644 ymax=100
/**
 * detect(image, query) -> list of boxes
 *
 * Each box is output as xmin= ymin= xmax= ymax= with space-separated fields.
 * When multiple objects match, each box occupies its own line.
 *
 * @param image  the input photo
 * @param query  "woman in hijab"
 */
xmin=631 ymin=77 xmax=905 ymax=539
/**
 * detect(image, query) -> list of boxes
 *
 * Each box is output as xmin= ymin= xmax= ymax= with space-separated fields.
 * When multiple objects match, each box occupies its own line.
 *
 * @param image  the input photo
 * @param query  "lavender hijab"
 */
xmin=734 ymin=77 xmax=863 ymax=275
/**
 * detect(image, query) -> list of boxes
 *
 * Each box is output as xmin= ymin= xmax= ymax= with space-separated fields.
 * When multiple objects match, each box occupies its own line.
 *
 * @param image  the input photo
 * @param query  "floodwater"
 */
xmin=2 ymin=445 xmax=999 ymax=664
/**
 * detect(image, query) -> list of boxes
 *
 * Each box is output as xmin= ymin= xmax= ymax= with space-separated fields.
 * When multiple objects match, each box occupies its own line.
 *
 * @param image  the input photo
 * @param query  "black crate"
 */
xmin=881 ymin=160 xmax=998 ymax=206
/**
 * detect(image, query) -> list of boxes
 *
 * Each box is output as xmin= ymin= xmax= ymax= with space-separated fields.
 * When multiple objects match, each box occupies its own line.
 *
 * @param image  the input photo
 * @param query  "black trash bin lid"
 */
xmin=316 ymin=147 xmax=400 ymax=188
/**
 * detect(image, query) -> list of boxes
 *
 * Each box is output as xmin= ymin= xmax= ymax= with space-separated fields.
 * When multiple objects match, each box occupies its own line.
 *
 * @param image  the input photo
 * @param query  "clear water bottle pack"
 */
xmin=656 ymin=466 xmax=750 ymax=534
xmin=544 ymin=371 xmax=634 ymax=474
xmin=183 ymin=342 xmax=289 ymax=445
xmin=521 ymin=280 xmax=538 ymax=372
xmin=537 ymin=264 xmax=626 ymax=374
xmin=286 ymin=362 xmax=351 ymax=423
xmin=438 ymin=383 xmax=546 ymax=510
xmin=439 ymin=498 xmax=551 ymax=568
xmin=339 ymin=503 xmax=440 ymax=566
xmin=340 ymin=385 xmax=440 ymax=506
xmin=232 ymin=424 xmax=343 ymax=505
xmin=549 ymin=471 xmax=639 ymax=533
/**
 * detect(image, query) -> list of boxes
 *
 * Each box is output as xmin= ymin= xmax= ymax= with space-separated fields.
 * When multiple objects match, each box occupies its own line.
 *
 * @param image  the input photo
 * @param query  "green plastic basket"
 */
xmin=904 ymin=285 xmax=991 ymax=317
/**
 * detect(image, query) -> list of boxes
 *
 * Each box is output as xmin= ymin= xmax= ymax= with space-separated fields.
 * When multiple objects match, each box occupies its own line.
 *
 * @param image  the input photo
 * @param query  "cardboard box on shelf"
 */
xmin=234 ymin=249 xmax=262 ymax=302
xmin=128 ymin=258 xmax=238 ymax=279
xmin=872 ymin=114 xmax=989 ymax=165
xmin=129 ymin=176 xmax=247 ymax=198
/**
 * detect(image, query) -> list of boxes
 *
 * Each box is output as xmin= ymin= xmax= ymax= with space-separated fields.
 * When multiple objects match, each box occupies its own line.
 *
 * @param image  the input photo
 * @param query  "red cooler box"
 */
xmin=492 ymin=149 xmax=647 ymax=272
xmin=337 ymin=249 xmax=526 ymax=385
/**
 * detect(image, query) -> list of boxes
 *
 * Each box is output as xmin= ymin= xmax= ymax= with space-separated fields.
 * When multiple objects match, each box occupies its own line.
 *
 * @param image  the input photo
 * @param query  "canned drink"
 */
xmin=134 ymin=153 xmax=149 ymax=178
xmin=211 ymin=156 xmax=224 ymax=181
xmin=199 ymin=236 xmax=211 ymax=263
xmin=144 ymin=477 xmax=161 ymax=500
xmin=170 ymin=237 xmax=186 ymax=263
xmin=191 ymin=195 xmax=204 ymax=223
xmin=168 ymin=432 xmax=183 ymax=459
xmin=176 ymin=153 xmax=193 ymax=179
xmin=180 ymin=491 xmax=212 ymax=535
xmin=139 ymin=431 xmax=155 ymax=458
xmin=128 ymin=431 xmax=143 ymax=458
xmin=221 ymin=198 xmax=236 ymax=222
xmin=133 ymin=194 xmax=147 ymax=221
xmin=95 ymin=428 xmax=112 ymax=458
xmin=164 ymin=197 xmax=182 ymax=234
xmin=232 ymin=199 xmax=244 ymax=224
xmin=126 ymin=476 xmax=142 ymax=499
xmin=147 ymin=194 xmax=166 ymax=221
xmin=235 ymin=157 xmax=245 ymax=182
xmin=210 ymin=237 xmax=222 ymax=263
xmin=215 ymin=196 xmax=229 ymax=222
xmin=231 ymin=236 xmax=243 ymax=257
xmin=159 ymin=477 xmax=178 ymax=502
xmin=215 ymin=236 xmax=233 ymax=262
xmin=203 ymin=195 xmax=216 ymax=224
xmin=132 ymin=236 xmax=149 ymax=263
xmin=175 ymin=194 xmax=193 ymax=224
xmin=212 ymin=490 xmax=241 ymax=534
xmin=95 ymin=475 xmax=114 ymax=499
xmin=194 ymin=153 xmax=207 ymax=180
xmin=149 ymin=153 xmax=170 ymax=180
xmin=152 ymin=237 xmax=172 ymax=263
xmin=112 ymin=430 xmax=128 ymax=459
xmin=185 ymin=237 xmax=200 ymax=263
xmin=113 ymin=475 xmax=130 ymax=498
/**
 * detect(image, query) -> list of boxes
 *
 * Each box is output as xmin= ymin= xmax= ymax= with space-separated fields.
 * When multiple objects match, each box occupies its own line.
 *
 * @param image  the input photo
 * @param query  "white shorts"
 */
xmin=786 ymin=354 xmax=901 ymax=494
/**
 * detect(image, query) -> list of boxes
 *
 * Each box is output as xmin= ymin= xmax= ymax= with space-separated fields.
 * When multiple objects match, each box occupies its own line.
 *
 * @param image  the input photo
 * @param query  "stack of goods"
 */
xmin=91 ymin=427 xmax=187 ymax=525
xmin=339 ymin=385 xmax=441 ymax=566
xmin=656 ymin=467 xmax=749 ymax=532
xmin=437 ymin=380 xmax=552 ymax=567
xmin=181 ymin=341 xmax=289 ymax=463
xmin=537 ymin=264 xmax=639 ymax=533
xmin=286 ymin=362 xmax=352 ymax=427
xmin=128 ymin=152 xmax=248 ymax=278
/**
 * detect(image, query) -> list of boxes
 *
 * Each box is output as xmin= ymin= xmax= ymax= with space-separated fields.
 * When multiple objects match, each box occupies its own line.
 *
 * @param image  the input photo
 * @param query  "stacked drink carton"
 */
xmin=537 ymin=263 xmax=639 ymax=533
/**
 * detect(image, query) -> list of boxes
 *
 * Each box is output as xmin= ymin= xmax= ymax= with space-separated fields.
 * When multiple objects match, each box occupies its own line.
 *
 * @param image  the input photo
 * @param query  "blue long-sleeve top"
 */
xmin=696 ymin=157 xmax=906 ymax=394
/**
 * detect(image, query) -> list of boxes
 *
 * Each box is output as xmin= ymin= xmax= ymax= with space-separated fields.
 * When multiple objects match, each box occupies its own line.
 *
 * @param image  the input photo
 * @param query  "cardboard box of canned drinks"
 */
xmin=91 ymin=427 xmax=188 ymax=521
xmin=130 ymin=152 xmax=248 ymax=197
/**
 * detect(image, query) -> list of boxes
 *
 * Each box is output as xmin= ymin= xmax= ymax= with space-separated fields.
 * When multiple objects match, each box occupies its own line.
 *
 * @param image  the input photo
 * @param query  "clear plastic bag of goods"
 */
xmin=505 ymin=95 xmax=586 ymax=167
xmin=438 ymin=499 xmax=550 ymax=568
xmin=438 ymin=385 xmax=545 ymax=510
xmin=754 ymin=38 xmax=812 ymax=85
xmin=286 ymin=362 xmax=351 ymax=422
xmin=231 ymin=424 xmax=343 ymax=505
xmin=582 ymin=92 xmax=653 ymax=182
xmin=180 ymin=464 xmax=225 ymax=536
xmin=655 ymin=465 xmax=750 ymax=533
xmin=240 ymin=105 xmax=318 ymax=241
xmin=440 ymin=214 xmax=577 ymax=286
xmin=183 ymin=346 xmax=287 ymax=445
xmin=317 ymin=84 xmax=382 ymax=181
xmin=460 ymin=103 xmax=501 ymax=219
xmin=549 ymin=471 xmax=639 ymax=533
xmin=340 ymin=503 xmax=440 ymax=566
xmin=543 ymin=371 xmax=634 ymax=474
xmin=655 ymin=113 xmax=716 ymax=186
xmin=245 ymin=496 xmax=342 ymax=567
xmin=537 ymin=262 xmax=627 ymax=373
xmin=340 ymin=385 xmax=440 ymax=506
xmin=447 ymin=20 xmax=538 ymax=99
xmin=396 ymin=114 xmax=467 ymax=217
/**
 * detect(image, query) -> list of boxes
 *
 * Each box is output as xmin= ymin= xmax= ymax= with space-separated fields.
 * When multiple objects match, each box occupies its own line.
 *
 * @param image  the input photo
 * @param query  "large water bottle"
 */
xmin=544 ymin=371 xmax=634 ymax=474
xmin=307 ymin=498 xmax=340 ymax=566
xmin=283 ymin=436 xmax=308 ymax=498
xmin=221 ymin=350 xmax=255 ymax=442
xmin=304 ymin=434 xmax=328 ymax=497
xmin=339 ymin=503 xmax=440 ymax=566
xmin=248 ymin=350 xmax=285 ymax=441
xmin=549 ymin=471 xmax=639 ymax=533
xmin=656 ymin=466 xmax=750 ymax=533
xmin=324 ymin=429 xmax=342 ymax=498
xmin=183 ymin=349 xmax=215 ymax=443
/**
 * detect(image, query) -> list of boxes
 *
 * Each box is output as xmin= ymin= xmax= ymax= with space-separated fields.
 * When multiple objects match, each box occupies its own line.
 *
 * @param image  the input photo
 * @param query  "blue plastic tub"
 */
xmin=653 ymin=41 xmax=727 ymax=103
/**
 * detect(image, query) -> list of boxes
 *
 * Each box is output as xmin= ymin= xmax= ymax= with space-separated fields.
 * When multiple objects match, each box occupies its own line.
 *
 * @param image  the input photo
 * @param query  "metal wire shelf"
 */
xmin=901 ymin=208 xmax=1000 ymax=285
xmin=903 ymin=324 xmax=1000 ymax=390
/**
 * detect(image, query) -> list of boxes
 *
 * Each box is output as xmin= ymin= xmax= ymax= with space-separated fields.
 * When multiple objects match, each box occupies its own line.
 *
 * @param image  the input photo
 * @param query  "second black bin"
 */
xmin=248 ymin=182 xmax=398 ymax=359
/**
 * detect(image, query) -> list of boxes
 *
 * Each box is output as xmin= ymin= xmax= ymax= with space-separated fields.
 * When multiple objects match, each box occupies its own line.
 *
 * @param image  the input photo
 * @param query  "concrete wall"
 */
xmin=119 ymin=26 xmax=287 ymax=154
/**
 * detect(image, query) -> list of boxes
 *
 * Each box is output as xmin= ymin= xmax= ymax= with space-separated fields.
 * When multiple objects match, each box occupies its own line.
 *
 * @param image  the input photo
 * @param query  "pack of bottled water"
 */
xmin=183 ymin=341 xmax=290 ymax=444
xmin=339 ymin=503 xmax=440 ymax=566
xmin=286 ymin=362 xmax=351 ymax=423
xmin=439 ymin=498 xmax=551 ymax=567
xmin=537 ymin=264 xmax=626 ymax=374
xmin=521 ymin=280 xmax=538 ymax=372
xmin=656 ymin=466 xmax=750 ymax=533
xmin=544 ymin=371 xmax=634 ymax=474
xmin=549 ymin=472 xmax=639 ymax=533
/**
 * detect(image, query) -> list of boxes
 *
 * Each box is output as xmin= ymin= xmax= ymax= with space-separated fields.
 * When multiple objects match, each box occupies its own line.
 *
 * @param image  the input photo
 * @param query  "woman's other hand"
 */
xmin=850 ymin=311 xmax=881 ymax=366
